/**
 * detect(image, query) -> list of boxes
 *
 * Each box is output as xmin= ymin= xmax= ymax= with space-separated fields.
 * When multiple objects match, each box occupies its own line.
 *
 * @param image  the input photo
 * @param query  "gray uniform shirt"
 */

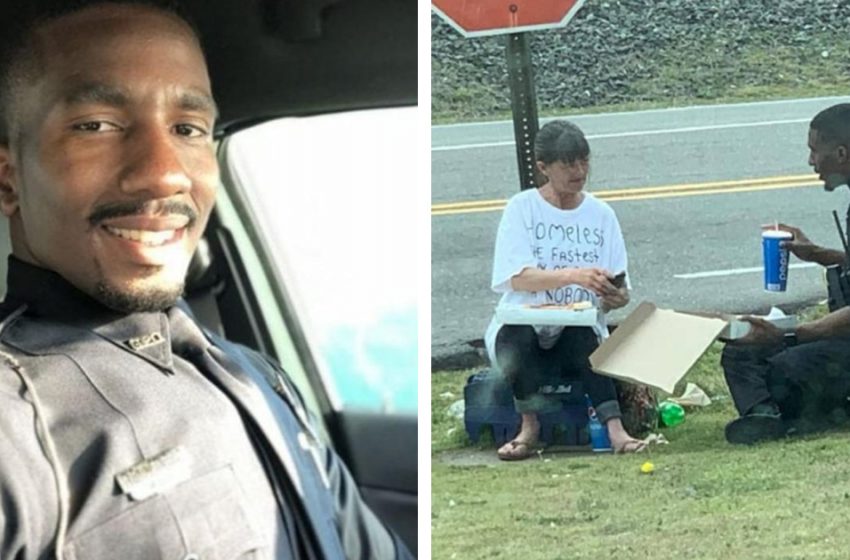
xmin=0 ymin=260 xmax=292 ymax=559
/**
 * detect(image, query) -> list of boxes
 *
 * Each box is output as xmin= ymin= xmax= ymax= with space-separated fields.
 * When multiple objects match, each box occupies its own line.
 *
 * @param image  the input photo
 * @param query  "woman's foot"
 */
xmin=606 ymin=417 xmax=647 ymax=454
xmin=497 ymin=439 xmax=538 ymax=461
xmin=497 ymin=413 xmax=540 ymax=461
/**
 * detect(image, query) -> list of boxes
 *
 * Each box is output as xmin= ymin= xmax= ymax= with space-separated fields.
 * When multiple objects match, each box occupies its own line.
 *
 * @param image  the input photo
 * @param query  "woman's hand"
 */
xmin=600 ymin=287 xmax=629 ymax=313
xmin=570 ymin=267 xmax=618 ymax=297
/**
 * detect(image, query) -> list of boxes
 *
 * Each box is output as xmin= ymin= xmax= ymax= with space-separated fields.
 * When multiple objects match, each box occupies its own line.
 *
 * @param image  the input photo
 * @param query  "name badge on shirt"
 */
xmin=126 ymin=332 xmax=165 ymax=351
xmin=116 ymin=446 xmax=192 ymax=501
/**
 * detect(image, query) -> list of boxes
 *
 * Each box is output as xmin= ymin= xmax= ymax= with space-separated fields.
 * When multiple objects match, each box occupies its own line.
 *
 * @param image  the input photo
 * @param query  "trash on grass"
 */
xmin=669 ymin=382 xmax=712 ymax=407
xmin=447 ymin=399 xmax=465 ymax=418
xmin=659 ymin=400 xmax=686 ymax=427
xmin=640 ymin=433 xmax=669 ymax=446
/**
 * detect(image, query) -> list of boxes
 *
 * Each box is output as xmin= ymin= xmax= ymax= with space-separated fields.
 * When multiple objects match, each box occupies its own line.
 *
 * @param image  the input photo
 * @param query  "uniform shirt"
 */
xmin=0 ymin=257 xmax=293 ymax=559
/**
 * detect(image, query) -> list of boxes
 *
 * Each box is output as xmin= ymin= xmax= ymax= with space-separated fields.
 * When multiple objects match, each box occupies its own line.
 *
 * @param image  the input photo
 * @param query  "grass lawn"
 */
xmin=431 ymin=306 xmax=850 ymax=559
xmin=431 ymin=84 xmax=850 ymax=126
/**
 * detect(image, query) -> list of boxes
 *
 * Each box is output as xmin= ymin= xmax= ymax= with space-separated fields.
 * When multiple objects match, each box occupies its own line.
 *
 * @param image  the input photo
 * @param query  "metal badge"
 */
xmin=127 ymin=332 xmax=165 ymax=351
xmin=116 ymin=446 xmax=192 ymax=501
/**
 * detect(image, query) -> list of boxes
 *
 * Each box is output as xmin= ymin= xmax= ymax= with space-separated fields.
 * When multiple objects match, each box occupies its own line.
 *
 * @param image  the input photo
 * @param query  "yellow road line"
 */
xmin=432 ymin=174 xmax=821 ymax=216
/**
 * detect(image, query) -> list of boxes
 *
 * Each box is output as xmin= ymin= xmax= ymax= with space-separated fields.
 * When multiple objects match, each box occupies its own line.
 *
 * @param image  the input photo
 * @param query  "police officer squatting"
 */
xmin=722 ymin=103 xmax=850 ymax=445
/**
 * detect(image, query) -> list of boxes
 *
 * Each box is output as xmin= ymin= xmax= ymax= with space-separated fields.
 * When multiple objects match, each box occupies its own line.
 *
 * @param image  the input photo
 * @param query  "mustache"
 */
xmin=88 ymin=200 xmax=198 ymax=227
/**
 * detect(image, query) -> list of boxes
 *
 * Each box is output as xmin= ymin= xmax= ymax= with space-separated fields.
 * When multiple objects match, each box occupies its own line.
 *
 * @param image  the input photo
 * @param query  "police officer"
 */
xmin=722 ymin=103 xmax=850 ymax=445
xmin=0 ymin=1 xmax=412 ymax=558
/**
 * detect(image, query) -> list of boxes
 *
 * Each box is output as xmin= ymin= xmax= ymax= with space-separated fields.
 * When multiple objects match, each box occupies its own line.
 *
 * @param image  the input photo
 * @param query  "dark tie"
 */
xmin=167 ymin=305 xmax=215 ymax=358
xmin=165 ymin=305 xmax=317 ymax=560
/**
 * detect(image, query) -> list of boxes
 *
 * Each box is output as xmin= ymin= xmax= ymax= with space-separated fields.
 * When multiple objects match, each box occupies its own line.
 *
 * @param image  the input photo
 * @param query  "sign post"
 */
xmin=506 ymin=33 xmax=539 ymax=190
xmin=432 ymin=0 xmax=587 ymax=191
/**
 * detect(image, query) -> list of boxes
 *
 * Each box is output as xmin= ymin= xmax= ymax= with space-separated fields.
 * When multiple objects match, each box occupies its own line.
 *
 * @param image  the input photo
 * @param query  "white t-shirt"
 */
xmin=484 ymin=188 xmax=629 ymax=366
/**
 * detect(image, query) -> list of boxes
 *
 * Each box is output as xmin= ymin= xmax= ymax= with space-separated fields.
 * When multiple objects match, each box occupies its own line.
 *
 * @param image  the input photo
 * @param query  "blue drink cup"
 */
xmin=762 ymin=230 xmax=793 ymax=292
xmin=585 ymin=395 xmax=612 ymax=452
xmin=588 ymin=416 xmax=612 ymax=452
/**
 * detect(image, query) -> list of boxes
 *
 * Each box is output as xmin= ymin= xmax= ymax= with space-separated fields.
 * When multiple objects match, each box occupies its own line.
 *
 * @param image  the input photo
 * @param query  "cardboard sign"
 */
xmin=589 ymin=301 xmax=728 ymax=394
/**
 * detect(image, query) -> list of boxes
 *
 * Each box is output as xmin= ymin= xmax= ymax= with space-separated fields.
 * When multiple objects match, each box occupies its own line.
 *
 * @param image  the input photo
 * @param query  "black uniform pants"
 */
xmin=722 ymin=338 xmax=850 ymax=425
xmin=494 ymin=325 xmax=621 ymax=422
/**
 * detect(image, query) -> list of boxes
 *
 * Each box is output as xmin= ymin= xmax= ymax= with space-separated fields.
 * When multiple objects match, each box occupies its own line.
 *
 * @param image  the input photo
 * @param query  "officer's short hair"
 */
xmin=0 ymin=0 xmax=200 ymax=145
xmin=811 ymin=104 xmax=850 ymax=149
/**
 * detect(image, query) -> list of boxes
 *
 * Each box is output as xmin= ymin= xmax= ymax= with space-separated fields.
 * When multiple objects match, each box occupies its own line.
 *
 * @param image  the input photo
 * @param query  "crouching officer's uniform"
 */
xmin=0 ymin=257 xmax=411 ymax=560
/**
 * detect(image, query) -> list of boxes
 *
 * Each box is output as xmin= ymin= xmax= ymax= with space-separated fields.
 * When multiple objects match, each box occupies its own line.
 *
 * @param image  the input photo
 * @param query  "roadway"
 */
xmin=431 ymin=96 xmax=850 ymax=364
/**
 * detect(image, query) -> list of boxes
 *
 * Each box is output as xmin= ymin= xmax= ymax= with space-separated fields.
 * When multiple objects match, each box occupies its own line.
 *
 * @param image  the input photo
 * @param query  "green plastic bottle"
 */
xmin=659 ymin=401 xmax=685 ymax=427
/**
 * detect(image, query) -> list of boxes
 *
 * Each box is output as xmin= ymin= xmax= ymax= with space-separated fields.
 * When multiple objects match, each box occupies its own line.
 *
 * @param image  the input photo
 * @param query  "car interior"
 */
xmin=0 ymin=0 xmax=418 ymax=554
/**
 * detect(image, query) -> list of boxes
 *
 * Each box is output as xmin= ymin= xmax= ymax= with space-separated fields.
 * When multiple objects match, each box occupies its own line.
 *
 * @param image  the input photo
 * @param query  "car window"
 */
xmin=223 ymin=108 xmax=417 ymax=413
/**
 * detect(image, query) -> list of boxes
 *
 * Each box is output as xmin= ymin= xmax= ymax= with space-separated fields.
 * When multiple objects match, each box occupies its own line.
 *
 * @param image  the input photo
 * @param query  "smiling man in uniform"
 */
xmin=0 ymin=1 xmax=412 ymax=558
xmin=0 ymin=3 xmax=218 ymax=311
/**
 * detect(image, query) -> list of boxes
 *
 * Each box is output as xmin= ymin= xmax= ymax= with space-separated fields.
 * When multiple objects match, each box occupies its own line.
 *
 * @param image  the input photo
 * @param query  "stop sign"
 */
xmin=432 ymin=0 xmax=587 ymax=38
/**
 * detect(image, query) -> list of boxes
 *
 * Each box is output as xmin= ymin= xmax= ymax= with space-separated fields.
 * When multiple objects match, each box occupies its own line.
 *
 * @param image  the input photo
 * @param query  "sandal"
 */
xmin=497 ymin=439 xmax=538 ymax=461
xmin=613 ymin=439 xmax=647 ymax=454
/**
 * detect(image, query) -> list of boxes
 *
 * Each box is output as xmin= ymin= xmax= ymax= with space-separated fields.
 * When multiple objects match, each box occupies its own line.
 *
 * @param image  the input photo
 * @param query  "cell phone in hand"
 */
xmin=611 ymin=272 xmax=626 ymax=289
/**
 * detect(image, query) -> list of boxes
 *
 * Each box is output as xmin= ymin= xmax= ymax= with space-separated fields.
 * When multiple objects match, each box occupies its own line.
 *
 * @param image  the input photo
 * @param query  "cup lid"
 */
xmin=762 ymin=230 xmax=793 ymax=239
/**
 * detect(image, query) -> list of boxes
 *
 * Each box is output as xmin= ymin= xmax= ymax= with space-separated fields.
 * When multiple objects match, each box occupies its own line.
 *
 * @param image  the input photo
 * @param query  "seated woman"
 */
xmin=484 ymin=119 xmax=645 ymax=460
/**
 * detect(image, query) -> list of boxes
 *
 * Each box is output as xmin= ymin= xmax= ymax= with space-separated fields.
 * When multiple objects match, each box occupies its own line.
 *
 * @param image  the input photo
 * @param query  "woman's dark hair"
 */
xmin=534 ymin=120 xmax=590 ymax=165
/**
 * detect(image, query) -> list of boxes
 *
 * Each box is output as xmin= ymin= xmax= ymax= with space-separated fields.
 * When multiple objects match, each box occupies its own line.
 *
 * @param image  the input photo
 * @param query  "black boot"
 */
xmin=725 ymin=402 xmax=786 ymax=445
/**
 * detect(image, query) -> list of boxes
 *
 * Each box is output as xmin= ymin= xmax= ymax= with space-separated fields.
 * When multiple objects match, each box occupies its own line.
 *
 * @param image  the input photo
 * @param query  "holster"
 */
xmin=826 ymin=264 xmax=850 ymax=311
